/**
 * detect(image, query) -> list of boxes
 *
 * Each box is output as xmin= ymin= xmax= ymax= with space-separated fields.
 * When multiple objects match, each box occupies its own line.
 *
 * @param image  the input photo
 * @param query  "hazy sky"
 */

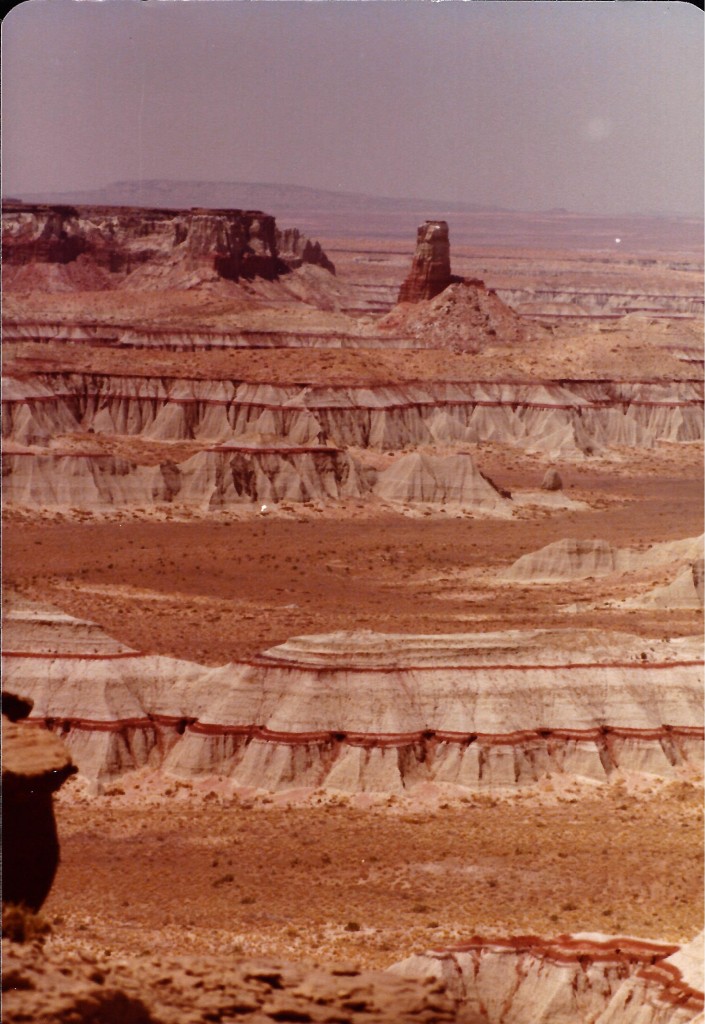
xmin=2 ymin=0 xmax=703 ymax=215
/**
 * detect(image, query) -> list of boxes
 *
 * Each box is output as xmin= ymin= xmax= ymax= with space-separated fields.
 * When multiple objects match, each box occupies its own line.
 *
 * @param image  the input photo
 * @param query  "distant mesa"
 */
xmin=1 ymin=201 xmax=335 ymax=290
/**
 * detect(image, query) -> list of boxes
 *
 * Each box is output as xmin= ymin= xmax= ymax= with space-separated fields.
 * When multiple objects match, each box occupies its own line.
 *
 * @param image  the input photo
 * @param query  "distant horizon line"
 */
xmin=4 ymin=177 xmax=703 ymax=222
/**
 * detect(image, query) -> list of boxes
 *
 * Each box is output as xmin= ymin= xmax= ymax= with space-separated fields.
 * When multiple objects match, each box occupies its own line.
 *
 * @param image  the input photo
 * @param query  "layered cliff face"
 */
xmin=497 ymin=286 xmax=705 ymax=319
xmin=392 ymin=932 xmax=704 ymax=1024
xmin=4 ymin=600 xmax=702 ymax=792
xmin=2 ymin=373 xmax=702 ymax=512
xmin=1 ymin=202 xmax=334 ymax=289
xmin=397 ymin=220 xmax=453 ymax=303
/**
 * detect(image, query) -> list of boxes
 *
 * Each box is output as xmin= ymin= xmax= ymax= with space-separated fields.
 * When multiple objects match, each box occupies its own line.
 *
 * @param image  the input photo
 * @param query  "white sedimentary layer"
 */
xmin=4 ymin=605 xmax=702 ymax=792
xmin=391 ymin=931 xmax=704 ymax=1024
xmin=503 ymin=535 xmax=704 ymax=586
xmin=4 ymin=374 xmax=701 ymax=510
xmin=1 ymin=448 xmax=509 ymax=512
xmin=496 ymin=286 xmax=705 ymax=317
xmin=4 ymin=376 xmax=702 ymax=455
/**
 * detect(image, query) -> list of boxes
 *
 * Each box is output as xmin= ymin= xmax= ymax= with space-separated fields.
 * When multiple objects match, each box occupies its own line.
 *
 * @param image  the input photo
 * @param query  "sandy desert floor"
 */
xmin=3 ymin=474 xmax=703 ymax=664
xmin=42 ymin=782 xmax=703 ymax=971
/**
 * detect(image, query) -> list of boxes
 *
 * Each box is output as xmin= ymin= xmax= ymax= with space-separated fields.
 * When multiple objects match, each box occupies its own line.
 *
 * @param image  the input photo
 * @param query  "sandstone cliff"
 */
xmin=1 ymin=202 xmax=334 ymax=289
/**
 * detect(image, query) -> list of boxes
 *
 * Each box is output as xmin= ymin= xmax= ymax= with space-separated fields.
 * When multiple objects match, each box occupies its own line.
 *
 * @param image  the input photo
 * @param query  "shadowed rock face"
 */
xmin=398 ymin=220 xmax=453 ymax=302
xmin=276 ymin=227 xmax=336 ymax=275
xmin=2 ymin=693 xmax=76 ymax=911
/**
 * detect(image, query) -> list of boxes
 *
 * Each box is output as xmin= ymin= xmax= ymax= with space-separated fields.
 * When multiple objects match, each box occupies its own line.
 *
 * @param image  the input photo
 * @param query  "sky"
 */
xmin=2 ymin=0 xmax=703 ymax=216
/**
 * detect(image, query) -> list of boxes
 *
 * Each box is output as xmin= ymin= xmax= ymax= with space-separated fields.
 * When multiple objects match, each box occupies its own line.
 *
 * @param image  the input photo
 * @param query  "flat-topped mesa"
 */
xmin=398 ymin=220 xmax=454 ymax=302
xmin=1 ymin=201 xmax=334 ymax=286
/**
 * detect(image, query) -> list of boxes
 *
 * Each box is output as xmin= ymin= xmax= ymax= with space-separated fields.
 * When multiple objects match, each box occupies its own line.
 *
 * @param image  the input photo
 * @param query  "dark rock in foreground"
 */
xmin=2 ymin=694 xmax=76 ymax=911
xmin=2 ymin=943 xmax=471 ymax=1024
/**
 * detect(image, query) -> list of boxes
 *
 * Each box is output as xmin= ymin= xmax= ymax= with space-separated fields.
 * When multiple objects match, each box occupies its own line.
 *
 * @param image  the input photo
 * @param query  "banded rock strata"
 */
xmin=392 ymin=932 xmax=704 ymax=1024
xmin=4 ymin=603 xmax=702 ymax=793
xmin=2 ymin=448 xmax=509 ymax=513
xmin=497 ymin=286 xmax=705 ymax=319
xmin=3 ymin=374 xmax=702 ymax=511
xmin=5 ymin=376 xmax=701 ymax=453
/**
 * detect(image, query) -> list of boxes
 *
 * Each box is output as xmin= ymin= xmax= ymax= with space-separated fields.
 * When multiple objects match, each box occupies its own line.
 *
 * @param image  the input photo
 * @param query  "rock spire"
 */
xmin=397 ymin=220 xmax=453 ymax=303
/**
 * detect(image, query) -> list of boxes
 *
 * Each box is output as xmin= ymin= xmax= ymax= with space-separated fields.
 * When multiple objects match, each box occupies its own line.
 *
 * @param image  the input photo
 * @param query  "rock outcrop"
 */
xmin=5 ymin=603 xmax=702 ymax=792
xmin=398 ymin=220 xmax=453 ymax=303
xmin=276 ymin=227 xmax=336 ymax=275
xmin=391 ymin=931 xmax=704 ymax=1024
xmin=373 ymin=452 xmax=510 ymax=511
xmin=624 ymin=557 xmax=705 ymax=611
xmin=393 ymin=219 xmax=534 ymax=349
xmin=2 ymin=944 xmax=466 ymax=1024
xmin=385 ymin=280 xmax=530 ymax=351
xmin=2 ymin=693 xmax=76 ymax=910
xmin=1 ymin=202 xmax=334 ymax=290
xmin=502 ymin=535 xmax=703 ymax=586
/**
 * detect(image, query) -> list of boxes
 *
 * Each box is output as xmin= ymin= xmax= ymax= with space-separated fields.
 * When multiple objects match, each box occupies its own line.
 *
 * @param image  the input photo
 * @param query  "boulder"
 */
xmin=541 ymin=467 xmax=563 ymax=491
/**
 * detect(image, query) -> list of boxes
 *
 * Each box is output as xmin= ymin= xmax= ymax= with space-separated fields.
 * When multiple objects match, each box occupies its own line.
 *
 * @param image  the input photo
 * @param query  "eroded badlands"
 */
xmin=3 ymin=204 xmax=703 ymax=1022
